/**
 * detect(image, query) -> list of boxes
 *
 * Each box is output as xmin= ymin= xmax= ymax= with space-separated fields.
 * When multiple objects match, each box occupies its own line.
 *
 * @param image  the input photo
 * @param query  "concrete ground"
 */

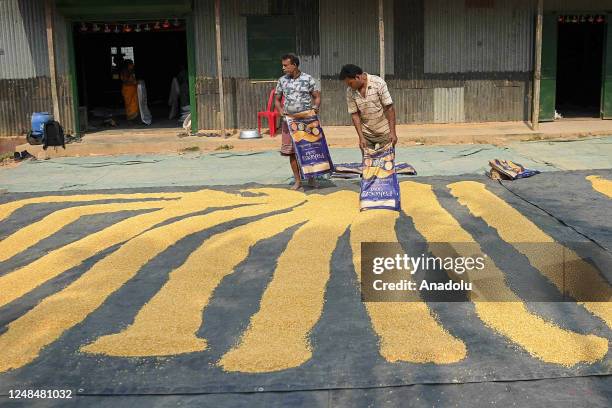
xmin=11 ymin=119 xmax=612 ymax=159
xmin=1 ymin=136 xmax=610 ymax=192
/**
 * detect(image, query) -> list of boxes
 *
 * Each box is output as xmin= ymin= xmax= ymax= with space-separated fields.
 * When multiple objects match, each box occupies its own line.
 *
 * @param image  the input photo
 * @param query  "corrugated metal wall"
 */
xmin=319 ymin=0 xmax=395 ymax=125
xmin=217 ymin=0 xmax=265 ymax=79
xmin=434 ymin=87 xmax=465 ymax=123
xmin=384 ymin=0 xmax=534 ymax=124
xmin=392 ymin=86 xmax=434 ymax=123
xmin=0 ymin=0 xmax=52 ymax=135
xmin=0 ymin=0 xmax=75 ymax=136
xmin=194 ymin=0 xmax=282 ymax=79
xmin=0 ymin=0 xmax=49 ymax=79
xmin=4 ymin=0 xmax=572 ymax=134
xmin=464 ymin=78 xmax=531 ymax=122
xmin=192 ymin=0 xmax=535 ymax=128
xmin=193 ymin=0 xmax=322 ymax=129
xmin=393 ymin=0 xmax=423 ymax=80
xmin=194 ymin=0 xmax=394 ymax=78
xmin=195 ymin=0 xmax=536 ymax=127
xmin=295 ymin=0 xmax=321 ymax=82
xmin=193 ymin=0 xmax=216 ymax=77
xmin=382 ymin=75 xmax=531 ymax=124
xmin=320 ymin=0 xmax=380 ymax=77
xmin=196 ymin=77 xmax=273 ymax=130
xmin=194 ymin=0 xmax=321 ymax=78
xmin=320 ymin=75 xmax=532 ymax=126
xmin=424 ymin=0 xmax=534 ymax=74
xmin=384 ymin=0 xmax=394 ymax=76
xmin=0 ymin=78 xmax=53 ymax=136
xmin=320 ymin=79 xmax=350 ymax=125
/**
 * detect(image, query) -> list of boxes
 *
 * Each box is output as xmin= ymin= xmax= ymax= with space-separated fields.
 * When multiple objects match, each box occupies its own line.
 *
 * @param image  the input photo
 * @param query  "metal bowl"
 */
xmin=239 ymin=129 xmax=261 ymax=139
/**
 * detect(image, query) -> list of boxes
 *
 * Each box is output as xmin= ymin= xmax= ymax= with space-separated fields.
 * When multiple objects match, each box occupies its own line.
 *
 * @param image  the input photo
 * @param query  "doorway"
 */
xmin=555 ymin=16 xmax=606 ymax=118
xmin=73 ymin=21 xmax=189 ymax=132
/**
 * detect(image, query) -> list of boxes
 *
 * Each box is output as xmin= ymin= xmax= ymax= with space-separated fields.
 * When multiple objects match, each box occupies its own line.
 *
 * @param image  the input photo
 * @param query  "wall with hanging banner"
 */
xmin=545 ymin=0 xmax=611 ymax=11
xmin=74 ymin=20 xmax=185 ymax=35
xmin=55 ymin=0 xmax=192 ymax=19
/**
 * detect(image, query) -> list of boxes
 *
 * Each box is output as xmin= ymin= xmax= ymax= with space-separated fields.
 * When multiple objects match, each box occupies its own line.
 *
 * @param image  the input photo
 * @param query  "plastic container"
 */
xmin=31 ymin=112 xmax=53 ymax=137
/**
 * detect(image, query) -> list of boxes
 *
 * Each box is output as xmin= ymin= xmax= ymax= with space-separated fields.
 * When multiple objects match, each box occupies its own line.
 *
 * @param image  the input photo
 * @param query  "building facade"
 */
xmin=1 ymin=0 xmax=611 ymax=136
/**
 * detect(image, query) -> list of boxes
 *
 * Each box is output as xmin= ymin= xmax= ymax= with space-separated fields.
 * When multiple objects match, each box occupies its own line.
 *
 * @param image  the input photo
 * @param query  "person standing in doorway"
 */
xmin=339 ymin=64 xmax=397 ymax=150
xmin=120 ymin=59 xmax=139 ymax=121
xmin=274 ymin=53 xmax=321 ymax=190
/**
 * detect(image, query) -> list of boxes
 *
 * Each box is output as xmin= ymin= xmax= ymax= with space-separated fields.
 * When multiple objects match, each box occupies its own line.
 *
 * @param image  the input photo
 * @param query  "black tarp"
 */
xmin=0 ymin=171 xmax=610 ymax=399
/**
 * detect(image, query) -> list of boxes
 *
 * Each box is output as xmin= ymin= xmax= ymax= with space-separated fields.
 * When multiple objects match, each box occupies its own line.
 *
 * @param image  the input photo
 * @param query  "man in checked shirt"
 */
xmin=274 ymin=53 xmax=321 ymax=190
xmin=339 ymin=64 xmax=398 ymax=151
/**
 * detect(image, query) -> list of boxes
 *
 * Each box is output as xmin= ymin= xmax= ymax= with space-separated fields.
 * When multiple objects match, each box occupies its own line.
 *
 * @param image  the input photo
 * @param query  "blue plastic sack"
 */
xmin=286 ymin=113 xmax=333 ymax=178
xmin=360 ymin=143 xmax=401 ymax=211
xmin=333 ymin=162 xmax=417 ymax=177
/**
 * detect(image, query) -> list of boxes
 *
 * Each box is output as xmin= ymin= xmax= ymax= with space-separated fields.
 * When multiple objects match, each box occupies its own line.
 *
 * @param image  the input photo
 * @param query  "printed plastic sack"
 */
xmin=334 ymin=162 xmax=417 ymax=176
xmin=333 ymin=163 xmax=363 ymax=174
xmin=488 ymin=159 xmax=540 ymax=180
xmin=360 ymin=143 xmax=401 ymax=211
xmin=286 ymin=110 xmax=333 ymax=178
xmin=395 ymin=163 xmax=417 ymax=175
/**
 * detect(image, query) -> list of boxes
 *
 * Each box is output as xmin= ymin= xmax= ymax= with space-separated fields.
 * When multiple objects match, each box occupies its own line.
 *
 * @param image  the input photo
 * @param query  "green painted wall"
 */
xmin=539 ymin=13 xmax=558 ymax=122
xmin=602 ymin=15 xmax=612 ymax=119
xmin=247 ymin=16 xmax=296 ymax=80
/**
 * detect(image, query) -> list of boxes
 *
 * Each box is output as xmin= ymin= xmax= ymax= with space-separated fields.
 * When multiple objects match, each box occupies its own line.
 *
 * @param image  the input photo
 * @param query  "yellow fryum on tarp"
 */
xmin=586 ymin=175 xmax=612 ymax=198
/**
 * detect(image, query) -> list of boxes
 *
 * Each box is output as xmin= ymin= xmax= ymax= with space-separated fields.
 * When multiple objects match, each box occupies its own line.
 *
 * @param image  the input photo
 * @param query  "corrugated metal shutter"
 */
xmin=434 ymin=87 xmax=465 ymax=123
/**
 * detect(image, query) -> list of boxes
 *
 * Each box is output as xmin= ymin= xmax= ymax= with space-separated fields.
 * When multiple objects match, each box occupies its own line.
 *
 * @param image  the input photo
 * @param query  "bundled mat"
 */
xmin=333 ymin=162 xmax=416 ymax=178
xmin=286 ymin=110 xmax=333 ymax=178
xmin=488 ymin=159 xmax=540 ymax=180
xmin=360 ymin=143 xmax=401 ymax=211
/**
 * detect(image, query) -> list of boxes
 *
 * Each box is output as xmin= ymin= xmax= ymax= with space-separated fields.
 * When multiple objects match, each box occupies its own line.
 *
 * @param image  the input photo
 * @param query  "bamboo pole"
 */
xmin=378 ymin=0 xmax=385 ymax=79
xmin=532 ymin=0 xmax=544 ymax=130
xmin=214 ymin=0 xmax=226 ymax=135
xmin=44 ymin=0 xmax=60 ymax=121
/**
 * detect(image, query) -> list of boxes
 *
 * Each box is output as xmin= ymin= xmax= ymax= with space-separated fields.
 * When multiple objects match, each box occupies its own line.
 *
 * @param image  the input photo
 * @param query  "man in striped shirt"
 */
xmin=339 ymin=64 xmax=397 ymax=150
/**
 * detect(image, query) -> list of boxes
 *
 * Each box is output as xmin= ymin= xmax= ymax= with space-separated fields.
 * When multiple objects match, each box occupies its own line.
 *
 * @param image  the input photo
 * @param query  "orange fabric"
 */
xmin=122 ymin=83 xmax=139 ymax=120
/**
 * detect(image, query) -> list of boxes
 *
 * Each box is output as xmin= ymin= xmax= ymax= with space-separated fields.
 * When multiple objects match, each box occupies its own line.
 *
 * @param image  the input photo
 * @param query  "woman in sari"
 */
xmin=120 ymin=60 xmax=139 ymax=120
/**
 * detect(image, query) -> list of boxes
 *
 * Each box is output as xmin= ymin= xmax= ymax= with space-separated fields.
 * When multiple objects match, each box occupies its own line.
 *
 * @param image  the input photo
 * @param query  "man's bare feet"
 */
xmin=290 ymin=181 xmax=302 ymax=190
